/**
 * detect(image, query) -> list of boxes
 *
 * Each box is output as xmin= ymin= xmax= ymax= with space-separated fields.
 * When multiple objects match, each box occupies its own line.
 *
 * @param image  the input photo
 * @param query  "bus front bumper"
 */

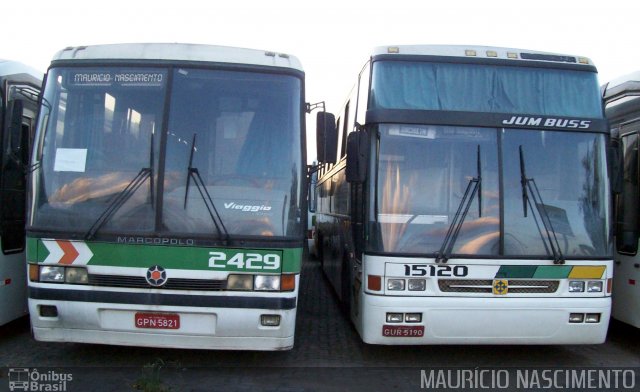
xmin=28 ymin=290 xmax=297 ymax=351
xmin=360 ymin=293 xmax=611 ymax=345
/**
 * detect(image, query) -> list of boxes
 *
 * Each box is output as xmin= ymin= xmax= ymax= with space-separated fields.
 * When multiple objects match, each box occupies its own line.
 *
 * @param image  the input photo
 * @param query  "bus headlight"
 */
xmin=387 ymin=279 xmax=405 ymax=291
xmin=408 ymin=279 xmax=426 ymax=291
xmin=227 ymin=274 xmax=253 ymax=290
xmin=254 ymin=275 xmax=280 ymax=291
xmin=568 ymin=281 xmax=585 ymax=293
xmin=39 ymin=266 xmax=65 ymax=283
xmin=65 ymin=267 xmax=89 ymax=284
xmin=587 ymin=281 xmax=603 ymax=293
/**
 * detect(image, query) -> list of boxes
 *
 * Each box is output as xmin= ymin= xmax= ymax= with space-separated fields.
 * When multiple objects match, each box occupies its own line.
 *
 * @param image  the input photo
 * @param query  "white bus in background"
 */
xmin=27 ymin=44 xmax=306 ymax=350
xmin=313 ymin=45 xmax=612 ymax=344
xmin=602 ymin=71 xmax=640 ymax=328
xmin=0 ymin=60 xmax=41 ymax=326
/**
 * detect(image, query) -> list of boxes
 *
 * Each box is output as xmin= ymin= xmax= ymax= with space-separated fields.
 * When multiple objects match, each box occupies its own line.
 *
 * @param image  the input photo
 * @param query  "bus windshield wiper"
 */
xmin=85 ymin=168 xmax=151 ymax=240
xmin=85 ymin=133 xmax=155 ymax=240
xmin=435 ymin=145 xmax=482 ymax=263
xmin=519 ymin=146 xmax=565 ymax=264
xmin=183 ymin=133 xmax=230 ymax=243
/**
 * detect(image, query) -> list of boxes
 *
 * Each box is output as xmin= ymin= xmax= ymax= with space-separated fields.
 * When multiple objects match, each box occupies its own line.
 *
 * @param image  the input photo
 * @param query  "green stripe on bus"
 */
xmin=533 ymin=265 xmax=573 ymax=279
xmin=28 ymin=238 xmax=302 ymax=274
xmin=494 ymin=266 xmax=537 ymax=279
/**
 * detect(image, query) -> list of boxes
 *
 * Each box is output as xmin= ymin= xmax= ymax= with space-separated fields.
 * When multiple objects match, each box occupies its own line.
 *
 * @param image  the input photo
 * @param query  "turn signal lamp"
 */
xmin=368 ymin=275 xmax=382 ymax=291
xmin=281 ymin=274 xmax=296 ymax=291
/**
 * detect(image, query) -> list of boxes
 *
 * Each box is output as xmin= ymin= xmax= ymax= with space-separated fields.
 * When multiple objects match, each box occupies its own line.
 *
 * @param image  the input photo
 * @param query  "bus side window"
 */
xmin=616 ymin=130 xmax=639 ymax=255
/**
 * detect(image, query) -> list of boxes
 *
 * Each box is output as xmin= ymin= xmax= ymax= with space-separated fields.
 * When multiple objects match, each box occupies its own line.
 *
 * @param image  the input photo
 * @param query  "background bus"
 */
xmin=27 ymin=43 xmax=306 ymax=350
xmin=602 ymin=71 xmax=640 ymax=328
xmin=0 ymin=60 xmax=41 ymax=326
xmin=313 ymin=45 xmax=612 ymax=344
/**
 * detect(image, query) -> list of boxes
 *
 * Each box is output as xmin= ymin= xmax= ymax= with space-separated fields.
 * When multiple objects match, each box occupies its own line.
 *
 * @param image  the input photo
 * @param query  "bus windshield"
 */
xmin=370 ymin=61 xmax=602 ymax=117
xmin=32 ymin=66 xmax=302 ymax=238
xmin=372 ymin=124 xmax=611 ymax=258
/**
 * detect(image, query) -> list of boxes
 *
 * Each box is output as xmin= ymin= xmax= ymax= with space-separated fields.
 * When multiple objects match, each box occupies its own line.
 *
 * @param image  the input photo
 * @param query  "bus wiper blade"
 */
xmin=519 ymin=146 xmax=565 ymax=264
xmin=85 ymin=132 xmax=155 ymax=240
xmin=435 ymin=145 xmax=482 ymax=263
xmin=85 ymin=168 xmax=150 ymax=240
xmin=183 ymin=133 xmax=230 ymax=244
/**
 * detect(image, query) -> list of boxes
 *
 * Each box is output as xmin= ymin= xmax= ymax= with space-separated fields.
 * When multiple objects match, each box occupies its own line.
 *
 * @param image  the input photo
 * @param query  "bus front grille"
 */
xmin=88 ymin=274 xmax=227 ymax=291
xmin=438 ymin=279 xmax=559 ymax=294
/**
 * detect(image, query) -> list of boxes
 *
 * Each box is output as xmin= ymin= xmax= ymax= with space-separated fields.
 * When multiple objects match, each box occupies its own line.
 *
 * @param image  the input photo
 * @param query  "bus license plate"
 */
xmin=382 ymin=325 xmax=424 ymax=337
xmin=135 ymin=313 xmax=180 ymax=329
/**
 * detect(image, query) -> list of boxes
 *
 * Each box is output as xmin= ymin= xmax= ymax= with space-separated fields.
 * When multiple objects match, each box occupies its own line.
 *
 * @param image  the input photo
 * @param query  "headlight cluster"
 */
xmin=30 ymin=265 xmax=88 ymax=284
xmin=227 ymin=274 xmax=295 ymax=292
xmin=568 ymin=280 xmax=603 ymax=293
xmin=387 ymin=278 xmax=426 ymax=291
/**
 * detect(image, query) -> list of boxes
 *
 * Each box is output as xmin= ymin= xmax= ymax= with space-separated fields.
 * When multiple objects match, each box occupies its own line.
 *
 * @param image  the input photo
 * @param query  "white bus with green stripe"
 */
xmin=313 ymin=45 xmax=612 ymax=344
xmin=27 ymin=43 xmax=306 ymax=350
xmin=0 ymin=60 xmax=41 ymax=326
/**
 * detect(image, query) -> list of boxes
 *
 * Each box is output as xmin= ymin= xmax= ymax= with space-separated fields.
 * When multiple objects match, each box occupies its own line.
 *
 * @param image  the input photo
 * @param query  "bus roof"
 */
xmin=602 ymin=71 xmax=640 ymax=100
xmin=51 ymin=43 xmax=304 ymax=72
xmin=602 ymin=71 xmax=640 ymax=123
xmin=371 ymin=45 xmax=595 ymax=67
xmin=0 ymin=60 xmax=43 ymax=80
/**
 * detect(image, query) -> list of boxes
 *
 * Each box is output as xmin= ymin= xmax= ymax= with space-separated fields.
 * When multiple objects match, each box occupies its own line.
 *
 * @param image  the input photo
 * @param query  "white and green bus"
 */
xmin=0 ymin=60 xmax=41 ymax=326
xmin=602 ymin=71 xmax=640 ymax=328
xmin=313 ymin=45 xmax=612 ymax=344
xmin=27 ymin=43 xmax=306 ymax=350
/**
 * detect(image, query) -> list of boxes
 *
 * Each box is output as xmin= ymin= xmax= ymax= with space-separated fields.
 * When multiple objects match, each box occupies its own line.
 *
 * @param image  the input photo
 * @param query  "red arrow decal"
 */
xmin=58 ymin=241 xmax=79 ymax=265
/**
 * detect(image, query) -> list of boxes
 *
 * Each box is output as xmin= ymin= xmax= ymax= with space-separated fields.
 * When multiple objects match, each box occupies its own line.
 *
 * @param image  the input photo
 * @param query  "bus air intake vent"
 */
xmin=438 ymin=279 xmax=559 ymax=293
xmin=88 ymin=274 xmax=226 ymax=291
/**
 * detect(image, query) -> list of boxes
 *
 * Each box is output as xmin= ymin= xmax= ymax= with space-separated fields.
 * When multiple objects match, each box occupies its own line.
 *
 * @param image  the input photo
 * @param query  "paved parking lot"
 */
xmin=1 ymin=257 xmax=639 ymax=391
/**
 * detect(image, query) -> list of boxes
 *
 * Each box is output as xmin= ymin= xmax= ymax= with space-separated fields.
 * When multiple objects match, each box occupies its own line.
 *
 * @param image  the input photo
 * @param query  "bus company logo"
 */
xmin=224 ymin=202 xmax=272 ymax=213
xmin=146 ymin=265 xmax=167 ymax=287
xmin=493 ymin=279 xmax=509 ymax=295
xmin=502 ymin=116 xmax=592 ymax=129
xmin=8 ymin=368 xmax=72 ymax=391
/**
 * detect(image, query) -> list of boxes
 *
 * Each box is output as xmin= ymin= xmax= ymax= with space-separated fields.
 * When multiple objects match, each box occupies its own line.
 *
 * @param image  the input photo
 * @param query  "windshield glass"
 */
xmin=370 ymin=61 xmax=602 ymax=118
xmin=31 ymin=66 xmax=303 ymax=238
xmin=162 ymin=68 xmax=302 ymax=237
xmin=32 ymin=67 xmax=165 ymax=232
xmin=371 ymin=124 xmax=611 ymax=258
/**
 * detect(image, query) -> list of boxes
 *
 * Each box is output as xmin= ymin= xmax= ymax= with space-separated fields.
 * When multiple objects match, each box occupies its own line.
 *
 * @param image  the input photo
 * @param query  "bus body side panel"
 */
xmin=612 ymin=252 xmax=640 ymax=328
xmin=0 ymin=246 xmax=28 ymax=325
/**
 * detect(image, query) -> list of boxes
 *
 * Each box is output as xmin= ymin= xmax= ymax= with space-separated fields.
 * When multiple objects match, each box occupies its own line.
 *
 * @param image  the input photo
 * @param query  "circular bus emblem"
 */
xmin=146 ymin=265 xmax=167 ymax=287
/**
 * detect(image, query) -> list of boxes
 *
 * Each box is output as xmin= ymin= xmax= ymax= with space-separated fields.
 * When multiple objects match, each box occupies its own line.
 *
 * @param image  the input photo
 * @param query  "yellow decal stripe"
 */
xmin=568 ymin=266 xmax=605 ymax=279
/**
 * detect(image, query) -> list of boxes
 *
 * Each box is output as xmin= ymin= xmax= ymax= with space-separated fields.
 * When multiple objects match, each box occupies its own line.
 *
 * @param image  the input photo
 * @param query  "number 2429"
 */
xmin=209 ymin=252 xmax=280 ymax=270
